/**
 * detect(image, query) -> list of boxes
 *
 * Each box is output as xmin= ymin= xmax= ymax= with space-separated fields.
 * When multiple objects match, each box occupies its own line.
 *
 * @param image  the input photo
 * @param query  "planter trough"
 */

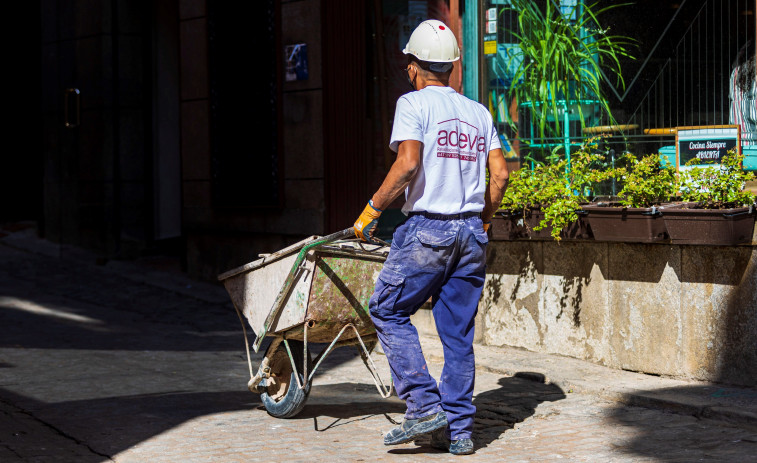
xmin=491 ymin=209 xmax=592 ymax=241
xmin=582 ymin=203 xmax=669 ymax=243
xmin=661 ymin=203 xmax=755 ymax=245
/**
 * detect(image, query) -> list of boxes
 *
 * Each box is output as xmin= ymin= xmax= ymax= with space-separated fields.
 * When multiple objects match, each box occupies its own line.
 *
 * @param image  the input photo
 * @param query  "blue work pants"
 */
xmin=369 ymin=214 xmax=487 ymax=440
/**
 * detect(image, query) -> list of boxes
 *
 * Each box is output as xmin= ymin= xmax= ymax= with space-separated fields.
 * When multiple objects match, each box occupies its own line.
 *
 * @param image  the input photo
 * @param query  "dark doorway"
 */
xmin=2 ymin=3 xmax=43 ymax=224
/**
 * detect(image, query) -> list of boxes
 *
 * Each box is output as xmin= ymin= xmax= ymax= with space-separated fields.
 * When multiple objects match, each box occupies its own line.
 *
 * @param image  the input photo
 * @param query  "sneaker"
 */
xmin=449 ymin=438 xmax=475 ymax=455
xmin=430 ymin=429 xmax=475 ymax=455
xmin=384 ymin=411 xmax=448 ymax=445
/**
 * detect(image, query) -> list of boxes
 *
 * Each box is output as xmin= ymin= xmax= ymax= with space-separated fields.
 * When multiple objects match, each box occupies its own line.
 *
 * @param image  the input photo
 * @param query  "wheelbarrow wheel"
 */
xmin=260 ymin=340 xmax=312 ymax=418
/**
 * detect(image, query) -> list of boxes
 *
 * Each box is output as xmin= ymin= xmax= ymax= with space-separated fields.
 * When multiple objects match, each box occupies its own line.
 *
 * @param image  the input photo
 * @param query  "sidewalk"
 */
xmin=419 ymin=335 xmax=757 ymax=432
xmin=4 ymin=223 xmax=756 ymax=431
xmin=1 ymin=223 xmax=756 ymax=461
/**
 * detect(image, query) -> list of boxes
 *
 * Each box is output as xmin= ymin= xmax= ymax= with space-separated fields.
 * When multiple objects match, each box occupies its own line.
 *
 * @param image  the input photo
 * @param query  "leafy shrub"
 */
xmin=678 ymin=150 xmax=756 ymax=208
xmin=499 ymin=139 xmax=616 ymax=239
xmin=498 ymin=144 xmax=756 ymax=241
xmin=615 ymin=154 xmax=678 ymax=208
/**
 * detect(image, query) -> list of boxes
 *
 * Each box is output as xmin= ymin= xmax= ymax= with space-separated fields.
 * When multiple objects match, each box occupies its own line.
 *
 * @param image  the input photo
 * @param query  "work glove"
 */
xmin=354 ymin=200 xmax=382 ymax=244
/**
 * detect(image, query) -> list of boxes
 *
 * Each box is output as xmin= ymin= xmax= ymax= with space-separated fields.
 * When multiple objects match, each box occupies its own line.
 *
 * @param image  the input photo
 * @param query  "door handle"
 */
xmin=64 ymin=88 xmax=80 ymax=128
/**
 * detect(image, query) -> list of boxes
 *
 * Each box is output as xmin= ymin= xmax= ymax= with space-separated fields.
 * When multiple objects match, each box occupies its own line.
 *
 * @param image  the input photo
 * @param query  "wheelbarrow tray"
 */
xmin=218 ymin=236 xmax=388 ymax=344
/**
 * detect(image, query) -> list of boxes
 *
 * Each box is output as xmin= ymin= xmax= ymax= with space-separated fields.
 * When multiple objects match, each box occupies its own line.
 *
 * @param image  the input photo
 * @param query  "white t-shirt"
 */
xmin=390 ymin=86 xmax=501 ymax=215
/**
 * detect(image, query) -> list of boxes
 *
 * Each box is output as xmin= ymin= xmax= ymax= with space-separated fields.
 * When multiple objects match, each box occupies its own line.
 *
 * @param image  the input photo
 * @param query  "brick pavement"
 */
xmin=0 ymin=227 xmax=756 ymax=462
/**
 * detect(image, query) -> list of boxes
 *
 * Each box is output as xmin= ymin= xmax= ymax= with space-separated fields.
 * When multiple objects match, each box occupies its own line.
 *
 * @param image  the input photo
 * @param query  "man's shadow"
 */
xmin=470 ymin=373 xmax=565 ymax=450
xmin=394 ymin=372 xmax=565 ymax=454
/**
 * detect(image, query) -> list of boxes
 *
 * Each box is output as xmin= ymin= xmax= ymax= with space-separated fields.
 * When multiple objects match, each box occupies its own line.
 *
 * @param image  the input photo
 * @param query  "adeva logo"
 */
xmin=436 ymin=118 xmax=484 ymax=161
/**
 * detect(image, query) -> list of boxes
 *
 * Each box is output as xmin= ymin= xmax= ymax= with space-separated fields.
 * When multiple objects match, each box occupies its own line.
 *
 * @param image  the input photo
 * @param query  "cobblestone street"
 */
xmin=1 ymin=234 xmax=756 ymax=462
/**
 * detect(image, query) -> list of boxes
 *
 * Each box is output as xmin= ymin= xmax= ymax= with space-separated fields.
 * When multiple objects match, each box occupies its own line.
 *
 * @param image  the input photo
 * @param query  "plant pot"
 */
xmin=524 ymin=208 xmax=593 ymax=240
xmin=490 ymin=208 xmax=593 ymax=241
xmin=490 ymin=210 xmax=528 ymax=240
xmin=661 ymin=202 xmax=755 ymax=245
xmin=523 ymin=209 xmax=553 ymax=240
xmin=582 ymin=202 xmax=669 ymax=243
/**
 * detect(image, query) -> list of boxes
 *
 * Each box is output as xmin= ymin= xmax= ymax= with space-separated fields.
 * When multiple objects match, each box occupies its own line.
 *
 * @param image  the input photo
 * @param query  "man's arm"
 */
xmin=371 ymin=140 xmax=422 ymax=209
xmin=354 ymin=140 xmax=421 ymax=242
xmin=481 ymin=148 xmax=509 ymax=229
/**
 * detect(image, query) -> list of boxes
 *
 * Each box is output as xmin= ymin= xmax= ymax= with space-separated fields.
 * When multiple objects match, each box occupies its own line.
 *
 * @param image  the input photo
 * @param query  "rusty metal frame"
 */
xmin=281 ymin=322 xmax=393 ymax=399
xmin=241 ymin=231 xmax=394 ymax=399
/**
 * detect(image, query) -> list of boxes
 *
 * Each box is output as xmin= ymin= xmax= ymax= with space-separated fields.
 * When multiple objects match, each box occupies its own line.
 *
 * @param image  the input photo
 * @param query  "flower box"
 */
xmin=661 ymin=202 xmax=755 ymax=245
xmin=491 ymin=208 xmax=592 ymax=241
xmin=490 ymin=210 xmax=528 ymax=241
xmin=582 ymin=202 xmax=669 ymax=243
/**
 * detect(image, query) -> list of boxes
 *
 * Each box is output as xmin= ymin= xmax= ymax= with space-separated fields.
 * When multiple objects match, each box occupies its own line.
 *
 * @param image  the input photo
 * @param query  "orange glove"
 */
xmin=354 ymin=200 xmax=382 ymax=244
xmin=483 ymin=221 xmax=491 ymax=232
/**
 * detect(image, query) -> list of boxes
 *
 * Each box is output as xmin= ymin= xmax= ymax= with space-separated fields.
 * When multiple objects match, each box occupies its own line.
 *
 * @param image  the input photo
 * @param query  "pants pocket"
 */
xmin=473 ymin=229 xmax=489 ymax=245
xmin=416 ymin=227 xmax=456 ymax=247
xmin=370 ymin=267 xmax=406 ymax=316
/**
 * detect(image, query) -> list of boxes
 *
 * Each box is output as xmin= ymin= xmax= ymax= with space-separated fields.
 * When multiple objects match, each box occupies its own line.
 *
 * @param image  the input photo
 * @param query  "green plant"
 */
xmin=679 ymin=150 xmax=756 ymax=208
xmin=499 ymin=138 xmax=616 ymax=239
xmin=504 ymin=0 xmax=635 ymax=141
xmin=615 ymin=153 xmax=678 ymax=208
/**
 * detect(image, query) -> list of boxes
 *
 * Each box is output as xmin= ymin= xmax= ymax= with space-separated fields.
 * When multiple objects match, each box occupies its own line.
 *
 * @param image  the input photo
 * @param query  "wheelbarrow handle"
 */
xmin=323 ymin=227 xmax=391 ymax=247
xmin=321 ymin=227 xmax=357 ymax=244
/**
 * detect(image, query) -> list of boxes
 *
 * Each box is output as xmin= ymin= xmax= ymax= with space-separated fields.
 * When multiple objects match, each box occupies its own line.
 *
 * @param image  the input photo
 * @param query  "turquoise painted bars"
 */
xmin=462 ymin=0 xmax=479 ymax=101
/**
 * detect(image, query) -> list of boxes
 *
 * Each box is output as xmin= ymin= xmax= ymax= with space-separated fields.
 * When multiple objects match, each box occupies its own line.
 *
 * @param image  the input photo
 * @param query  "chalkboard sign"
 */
xmin=676 ymin=125 xmax=741 ymax=170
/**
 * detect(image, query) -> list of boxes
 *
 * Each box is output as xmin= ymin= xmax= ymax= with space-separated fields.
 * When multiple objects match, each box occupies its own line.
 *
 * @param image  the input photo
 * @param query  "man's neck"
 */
xmin=416 ymin=79 xmax=449 ymax=90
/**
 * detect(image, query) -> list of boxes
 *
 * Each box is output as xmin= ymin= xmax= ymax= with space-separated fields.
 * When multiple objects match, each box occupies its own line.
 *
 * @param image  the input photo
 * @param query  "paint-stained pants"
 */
xmin=369 ymin=214 xmax=487 ymax=440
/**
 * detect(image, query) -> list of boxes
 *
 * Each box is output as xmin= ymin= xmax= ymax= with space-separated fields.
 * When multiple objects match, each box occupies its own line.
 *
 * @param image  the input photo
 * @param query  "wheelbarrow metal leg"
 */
xmin=351 ymin=327 xmax=394 ymax=399
xmin=296 ymin=322 xmax=393 ymax=398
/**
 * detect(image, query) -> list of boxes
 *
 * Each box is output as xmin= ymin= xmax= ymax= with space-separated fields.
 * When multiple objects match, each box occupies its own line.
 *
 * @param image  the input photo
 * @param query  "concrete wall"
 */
xmin=412 ymin=239 xmax=757 ymax=386
xmin=471 ymin=240 xmax=757 ymax=387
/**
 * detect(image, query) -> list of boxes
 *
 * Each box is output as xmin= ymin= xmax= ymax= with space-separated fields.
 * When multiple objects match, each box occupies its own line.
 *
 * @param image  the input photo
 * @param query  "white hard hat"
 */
xmin=403 ymin=20 xmax=460 ymax=71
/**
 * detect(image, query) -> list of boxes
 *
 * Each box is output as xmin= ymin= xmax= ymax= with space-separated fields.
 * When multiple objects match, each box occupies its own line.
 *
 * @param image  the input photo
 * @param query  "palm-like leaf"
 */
xmin=504 ymin=0 xmax=636 ymax=147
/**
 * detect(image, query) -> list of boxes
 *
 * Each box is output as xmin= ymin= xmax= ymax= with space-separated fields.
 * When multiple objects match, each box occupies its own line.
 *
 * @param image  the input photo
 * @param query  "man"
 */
xmin=353 ymin=20 xmax=509 ymax=455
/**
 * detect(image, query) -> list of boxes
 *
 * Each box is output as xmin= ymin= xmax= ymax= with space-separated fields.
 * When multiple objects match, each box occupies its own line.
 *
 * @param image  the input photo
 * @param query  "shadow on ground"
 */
xmin=0 ymin=248 xmax=241 ymax=352
xmin=0 ymin=243 xmax=362 ymax=458
xmin=607 ymin=385 xmax=757 ymax=462
xmin=389 ymin=373 xmax=566 ymax=455
xmin=294 ymin=381 xmax=407 ymax=432
xmin=0 ymin=386 xmax=259 ymax=459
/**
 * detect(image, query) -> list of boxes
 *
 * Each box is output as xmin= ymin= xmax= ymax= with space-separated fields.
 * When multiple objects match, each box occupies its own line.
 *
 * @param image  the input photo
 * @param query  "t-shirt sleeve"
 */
xmin=389 ymin=96 xmax=424 ymax=152
xmin=489 ymin=120 xmax=502 ymax=152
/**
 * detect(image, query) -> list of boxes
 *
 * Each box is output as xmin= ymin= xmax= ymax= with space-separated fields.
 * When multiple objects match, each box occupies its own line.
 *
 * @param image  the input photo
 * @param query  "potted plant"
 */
xmin=491 ymin=163 xmax=538 ymax=240
xmin=503 ymin=0 xmax=635 ymax=150
xmin=661 ymin=151 xmax=756 ymax=245
xmin=493 ymin=139 xmax=616 ymax=241
xmin=582 ymin=153 xmax=678 ymax=243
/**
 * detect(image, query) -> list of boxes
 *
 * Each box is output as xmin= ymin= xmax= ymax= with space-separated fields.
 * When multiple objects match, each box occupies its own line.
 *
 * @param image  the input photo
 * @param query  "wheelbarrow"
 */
xmin=217 ymin=228 xmax=394 ymax=418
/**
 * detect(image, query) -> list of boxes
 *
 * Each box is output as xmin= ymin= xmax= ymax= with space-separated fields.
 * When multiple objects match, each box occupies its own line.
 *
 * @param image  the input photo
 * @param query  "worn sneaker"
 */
xmin=384 ymin=411 xmax=448 ymax=445
xmin=431 ymin=428 xmax=473 ymax=455
xmin=430 ymin=429 xmax=475 ymax=455
xmin=449 ymin=438 xmax=475 ymax=455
